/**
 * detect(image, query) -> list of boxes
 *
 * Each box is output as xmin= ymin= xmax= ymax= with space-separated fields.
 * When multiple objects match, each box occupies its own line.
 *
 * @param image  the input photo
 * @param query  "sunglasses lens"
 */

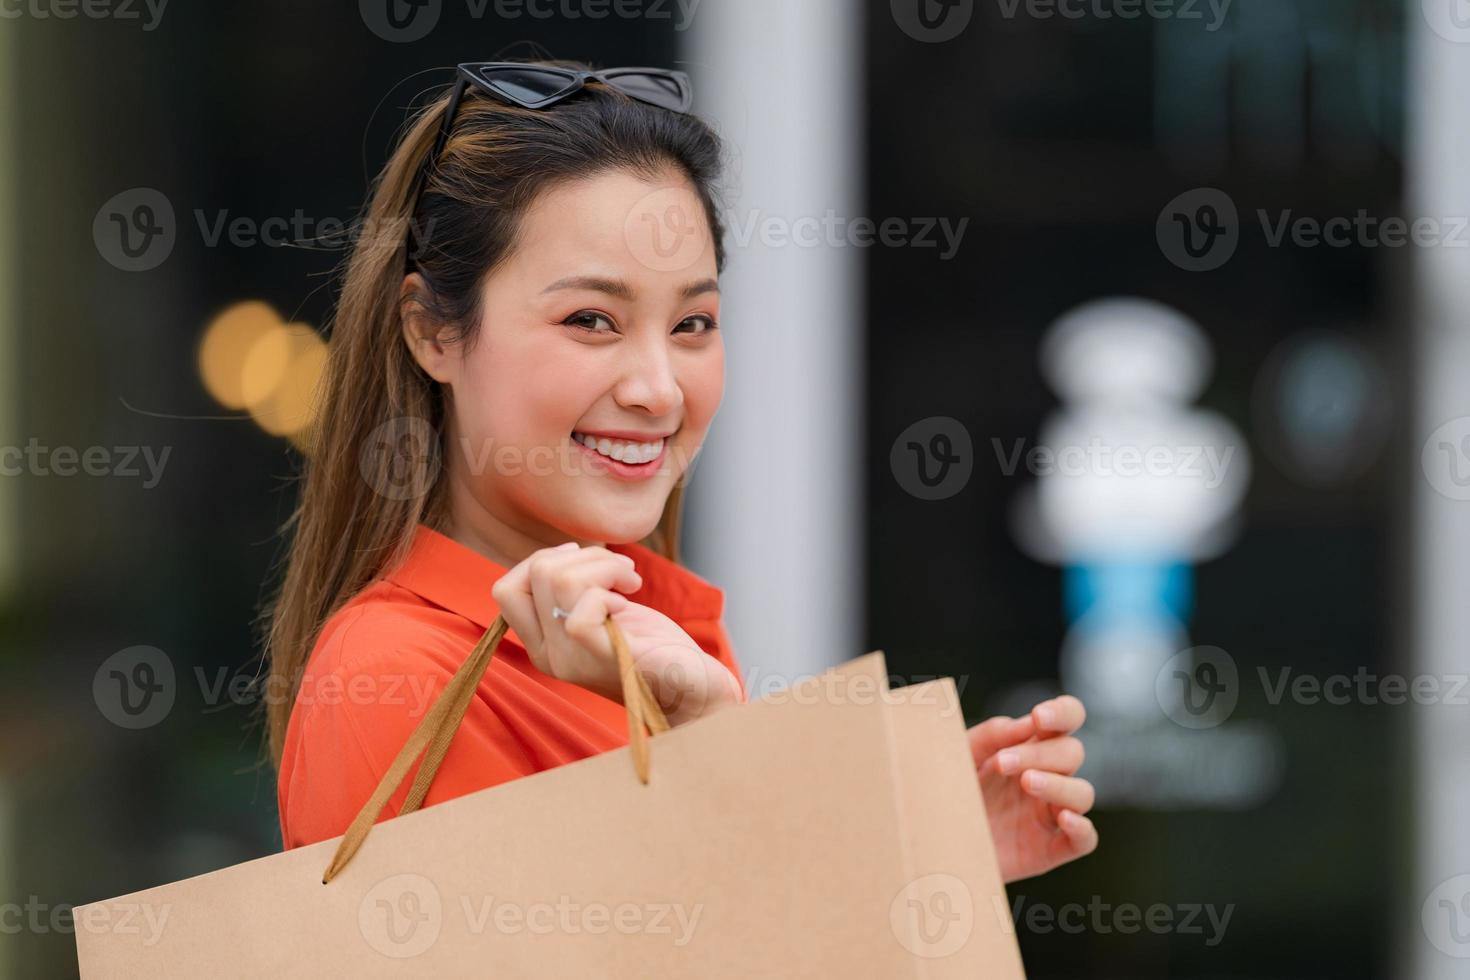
xmin=604 ymin=72 xmax=689 ymax=112
xmin=478 ymin=67 xmax=578 ymax=106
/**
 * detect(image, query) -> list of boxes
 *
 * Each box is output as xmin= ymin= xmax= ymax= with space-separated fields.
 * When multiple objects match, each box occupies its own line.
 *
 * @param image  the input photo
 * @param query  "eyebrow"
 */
xmin=541 ymin=275 xmax=719 ymax=302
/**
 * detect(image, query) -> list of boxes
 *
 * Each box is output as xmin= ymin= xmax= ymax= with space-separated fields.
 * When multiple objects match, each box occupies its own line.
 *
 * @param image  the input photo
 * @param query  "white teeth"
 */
xmin=574 ymin=432 xmax=664 ymax=464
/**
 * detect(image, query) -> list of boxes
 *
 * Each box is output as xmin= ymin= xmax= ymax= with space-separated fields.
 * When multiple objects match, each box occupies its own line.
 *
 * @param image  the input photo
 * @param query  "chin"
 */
xmin=558 ymin=503 xmax=663 ymax=547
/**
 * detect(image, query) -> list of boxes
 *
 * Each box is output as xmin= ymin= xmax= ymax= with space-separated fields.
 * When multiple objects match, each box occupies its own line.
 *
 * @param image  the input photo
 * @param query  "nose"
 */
xmin=612 ymin=331 xmax=684 ymax=417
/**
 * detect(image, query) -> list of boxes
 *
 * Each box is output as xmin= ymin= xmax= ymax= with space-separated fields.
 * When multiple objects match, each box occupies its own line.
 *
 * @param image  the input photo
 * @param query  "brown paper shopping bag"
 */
xmin=75 ymin=617 xmax=1026 ymax=978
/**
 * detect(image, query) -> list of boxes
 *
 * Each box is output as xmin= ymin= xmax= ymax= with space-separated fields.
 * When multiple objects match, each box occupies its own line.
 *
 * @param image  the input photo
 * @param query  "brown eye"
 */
xmin=564 ymin=311 xmax=616 ymax=333
xmin=675 ymin=315 xmax=718 ymax=335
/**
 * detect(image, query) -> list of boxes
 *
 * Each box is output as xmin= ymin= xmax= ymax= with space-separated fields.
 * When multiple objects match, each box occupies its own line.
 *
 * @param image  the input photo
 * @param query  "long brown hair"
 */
xmin=261 ymin=60 xmax=728 ymax=766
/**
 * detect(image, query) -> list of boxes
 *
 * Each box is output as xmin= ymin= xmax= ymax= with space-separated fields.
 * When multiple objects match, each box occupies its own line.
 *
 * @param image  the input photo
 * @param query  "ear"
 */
xmin=400 ymin=272 xmax=457 ymax=383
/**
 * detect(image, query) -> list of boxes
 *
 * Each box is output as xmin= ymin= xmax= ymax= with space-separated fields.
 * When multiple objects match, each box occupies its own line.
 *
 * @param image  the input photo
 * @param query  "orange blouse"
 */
xmin=276 ymin=524 xmax=745 ymax=850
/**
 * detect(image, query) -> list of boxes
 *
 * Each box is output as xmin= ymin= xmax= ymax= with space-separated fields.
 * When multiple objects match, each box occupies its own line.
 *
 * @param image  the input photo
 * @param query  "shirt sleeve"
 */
xmin=278 ymin=608 xmax=535 ymax=850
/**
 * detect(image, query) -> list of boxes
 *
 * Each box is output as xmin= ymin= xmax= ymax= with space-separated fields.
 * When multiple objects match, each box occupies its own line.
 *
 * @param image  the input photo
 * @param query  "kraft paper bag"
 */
xmin=74 ymin=645 xmax=1027 ymax=978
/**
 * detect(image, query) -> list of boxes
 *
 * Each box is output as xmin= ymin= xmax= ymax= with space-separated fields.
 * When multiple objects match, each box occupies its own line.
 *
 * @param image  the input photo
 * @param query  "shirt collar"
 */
xmin=386 ymin=524 xmax=725 ymax=629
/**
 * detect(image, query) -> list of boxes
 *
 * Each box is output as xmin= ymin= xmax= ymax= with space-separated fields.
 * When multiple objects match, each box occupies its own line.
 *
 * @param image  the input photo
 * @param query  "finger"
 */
xmin=1031 ymin=694 xmax=1086 ymax=736
xmin=1052 ymin=810 xmax=1099 ymax=861
xmin=492 ymin=541 xmax=579 ymax=659
xmin=561 ymin=588 xmax=632 ymax=695
xmin=967 ymin=714 xmax=1037 ymax=766
xmin=1021 ymin=771 xmax=1096 ymax=815
xmin=529 ymin=548 xmax=641 ymax=640
xmin=993 ymin=735 xmax=1085 ymax=777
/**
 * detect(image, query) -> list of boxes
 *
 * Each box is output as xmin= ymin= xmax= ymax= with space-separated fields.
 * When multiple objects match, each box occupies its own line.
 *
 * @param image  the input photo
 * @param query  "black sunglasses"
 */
xmin=408 ymin=62 xmax=693 ymax=230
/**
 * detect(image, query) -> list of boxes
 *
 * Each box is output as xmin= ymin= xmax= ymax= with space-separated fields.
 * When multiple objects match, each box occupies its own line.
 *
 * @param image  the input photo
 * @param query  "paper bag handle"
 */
xmin=321 ymin=613 xmax=669 ymax=884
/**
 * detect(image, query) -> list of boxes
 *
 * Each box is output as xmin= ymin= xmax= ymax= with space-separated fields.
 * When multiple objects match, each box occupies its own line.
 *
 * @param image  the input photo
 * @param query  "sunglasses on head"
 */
xmin=409 ymin=63 xmax=693 ymax=221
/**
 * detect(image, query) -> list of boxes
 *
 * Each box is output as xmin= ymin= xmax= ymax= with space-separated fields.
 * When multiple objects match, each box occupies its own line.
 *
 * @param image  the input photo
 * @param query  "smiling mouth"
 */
xmin=571 ymin=431 xmax=668 ymax=466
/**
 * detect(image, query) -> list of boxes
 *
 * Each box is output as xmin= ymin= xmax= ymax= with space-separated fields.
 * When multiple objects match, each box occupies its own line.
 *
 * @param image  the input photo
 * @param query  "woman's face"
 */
xmin=412 ymin=167 xmax=723 ymax=552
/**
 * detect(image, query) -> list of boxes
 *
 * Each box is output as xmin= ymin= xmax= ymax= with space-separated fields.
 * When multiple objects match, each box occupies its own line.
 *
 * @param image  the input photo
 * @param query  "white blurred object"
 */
xmin=1020 ymin=297 xmax=1251 ymax=565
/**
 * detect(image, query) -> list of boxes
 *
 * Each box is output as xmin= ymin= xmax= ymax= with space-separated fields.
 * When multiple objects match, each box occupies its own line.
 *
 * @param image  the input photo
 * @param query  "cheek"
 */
xmin=681 ymin=346 xmax=725 ymax=430
xmin=457 ymin=336 xmax=594 ymax=446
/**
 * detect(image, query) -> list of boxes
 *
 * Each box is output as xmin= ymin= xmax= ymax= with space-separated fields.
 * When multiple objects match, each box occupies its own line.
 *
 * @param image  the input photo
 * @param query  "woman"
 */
xmin=265 ymin=59 xmax=1097 ymax=885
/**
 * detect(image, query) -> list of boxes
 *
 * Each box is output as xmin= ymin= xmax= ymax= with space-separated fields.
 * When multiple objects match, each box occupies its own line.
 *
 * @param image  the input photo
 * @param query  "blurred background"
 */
xmin=3 ymin=0 xmax=1470 ymax=976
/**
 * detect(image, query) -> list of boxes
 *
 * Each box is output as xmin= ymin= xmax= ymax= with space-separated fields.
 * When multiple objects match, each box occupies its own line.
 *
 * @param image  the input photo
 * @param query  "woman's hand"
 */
xmin=492 ymin=542 xmax=743 ymax=726
xmin=969 ymin=694 xmax=1098 ymax=883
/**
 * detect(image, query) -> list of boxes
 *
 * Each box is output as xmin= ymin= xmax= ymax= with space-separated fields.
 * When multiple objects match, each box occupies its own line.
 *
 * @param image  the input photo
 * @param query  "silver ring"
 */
xmin=551 ymin=606 xmax=571 ymax=621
